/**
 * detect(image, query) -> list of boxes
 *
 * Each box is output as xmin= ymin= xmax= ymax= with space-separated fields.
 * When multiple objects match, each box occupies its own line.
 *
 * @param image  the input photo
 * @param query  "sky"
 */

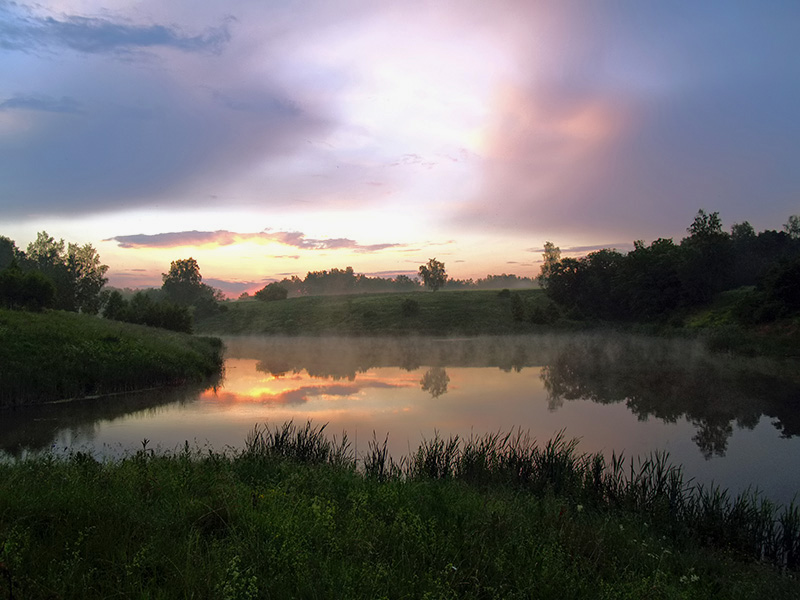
xmin=2 ymin=0 xmax=799 ymax=296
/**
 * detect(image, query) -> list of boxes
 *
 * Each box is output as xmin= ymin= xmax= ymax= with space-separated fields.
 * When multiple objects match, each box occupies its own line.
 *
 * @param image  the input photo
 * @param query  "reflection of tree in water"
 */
xmin=691 ymin=419 xmax=734 ymax=460
xmin=420 ymin=367 xmax=450 ymax=398
xmin=540 ymin=339 xmax=800 ymax=458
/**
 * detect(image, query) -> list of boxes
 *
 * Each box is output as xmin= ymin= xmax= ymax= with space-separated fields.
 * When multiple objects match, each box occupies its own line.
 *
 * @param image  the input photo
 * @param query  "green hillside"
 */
xmin=196 ymin=289 xmax=549 ymax=336
xmin=0 ymin=309 xmax=223 ymax=406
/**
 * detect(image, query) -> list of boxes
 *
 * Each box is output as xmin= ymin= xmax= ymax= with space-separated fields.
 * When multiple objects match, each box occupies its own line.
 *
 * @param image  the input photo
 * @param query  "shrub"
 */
xmin=400 ymin=298 xmax=420 ymax=317
xmin=0 ymin=263 xmax=56 ymax=311
xmin=510 ymin=292 xmax=526 ymax=322
xmin=254 ymin=282 xmax=288 ymax=302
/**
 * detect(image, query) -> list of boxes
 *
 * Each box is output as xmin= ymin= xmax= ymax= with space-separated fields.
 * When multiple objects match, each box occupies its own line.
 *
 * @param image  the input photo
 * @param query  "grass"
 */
xmin=196 ymin=289 xmax=551 ymax=336
xmin=0 ymin=308 xmax=223 ymax=406
xmin=1 ymin=422 xmax=798 ymax=599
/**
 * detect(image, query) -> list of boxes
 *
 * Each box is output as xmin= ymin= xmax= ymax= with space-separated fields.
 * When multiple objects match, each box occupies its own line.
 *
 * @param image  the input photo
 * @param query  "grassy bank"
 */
xmin=196 ymin=290 xmax=800 ymax=362
xmin=197 ymin=289 xmax=549 ymax=336
xmin=0 ymin=423 xmax=798 ymax=599
xmin=0 ymin=308 xmax=223 ymax=406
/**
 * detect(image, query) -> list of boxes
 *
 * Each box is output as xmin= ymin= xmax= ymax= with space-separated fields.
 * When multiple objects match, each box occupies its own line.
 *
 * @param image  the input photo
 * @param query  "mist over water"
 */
xmin=3 ymin=334 xmax=799 ymax=505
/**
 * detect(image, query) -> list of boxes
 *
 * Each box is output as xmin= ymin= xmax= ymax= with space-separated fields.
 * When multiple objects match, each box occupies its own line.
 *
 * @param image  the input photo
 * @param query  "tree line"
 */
xmin=248 ymin=263 xmax=535 ymax=300
xmin=0 ymin=232 xmax=108 ymax=313
xmin=0 ymin=233 xmax=224 ymax=333
xmin=538 ymin=211 xmax=800 ymax=324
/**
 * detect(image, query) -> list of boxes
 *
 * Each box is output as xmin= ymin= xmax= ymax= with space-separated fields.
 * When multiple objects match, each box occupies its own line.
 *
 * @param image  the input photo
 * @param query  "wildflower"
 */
xmin=576 ymin=504 xmax=584 ymax=513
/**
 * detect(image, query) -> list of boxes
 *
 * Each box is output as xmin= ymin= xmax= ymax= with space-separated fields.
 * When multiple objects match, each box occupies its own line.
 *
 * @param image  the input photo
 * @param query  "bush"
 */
xmin=400 ymin=298 xmax=420 ymax=317
xmin=529 ymin=300 xmax=560 ymax=325
xmin=510 ymin=292 xmax=526 ymax=322
xmin=0 ymin=263 xmax=56 ymax=311
xmin=254 ymin=282 xmax=288 ymax=302
xmin=103 ymin=291 xmax=193 ymax=333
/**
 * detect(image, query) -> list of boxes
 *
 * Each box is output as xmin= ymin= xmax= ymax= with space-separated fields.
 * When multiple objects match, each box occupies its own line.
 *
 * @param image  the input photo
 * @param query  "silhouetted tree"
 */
xmin=418 ymin=258 xmax=447 ymax=292
xmin=0 ymin=236 xmax=22 ymax=271
xmin=0 ymin=260 xmax=56 ymax=311
xmin=67 ymin=242 xmax=109 ymax=314
xmin=784 ymin=215 xmax=800 ymax=239
xmin=538 ymin=241 xmax=561 ymax=289
xmin=103 ymin=290 xmax=192 ymax=333
xmin=23 ymin=231 xmax=107 ymax=312
xmin=162 ymin=258 xmax=203 ymax=305
xmin=254 ymin=282 xmax=288 ymax=301
xmin=162 ymin=257 xmax=223 ymax=318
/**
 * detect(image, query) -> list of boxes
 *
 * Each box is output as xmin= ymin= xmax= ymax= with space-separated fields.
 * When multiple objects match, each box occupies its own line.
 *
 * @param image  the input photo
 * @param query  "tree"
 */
xmin=26 ymin=231 xmax=72 ymax=310
xmin=731 ymin=221 xmax=756 ymax=241
xmin=24 ymin=231 xmax=107 ymax=312
xmin=0 ymin=260 xmax=56 ymax=311
xmin=162 ymin=257 xmax=223 ymax=318
xmin=162 ymin=258 xmax=203 ymax=305
xmin=67 ymin=242 xmax=108 ymax=314
xmin=254 ymin=282 xmax=288 ymax=302
xmin=686 ymin=209 xmax=725 ymax=239
xmin=784 ymin=215 xmax=800 ymax=239
xmin=538 ymin=242 xmax=561 ymax=289
xmin=418 ymin=258 xmax=447 ymax=292
xmin=0 ymin=236 xmax=22 ymax=271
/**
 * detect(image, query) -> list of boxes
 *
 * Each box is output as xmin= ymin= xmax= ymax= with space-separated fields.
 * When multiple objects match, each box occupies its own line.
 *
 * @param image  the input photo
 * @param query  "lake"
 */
xmin=2 ymin=333 xmax=800 ymax=506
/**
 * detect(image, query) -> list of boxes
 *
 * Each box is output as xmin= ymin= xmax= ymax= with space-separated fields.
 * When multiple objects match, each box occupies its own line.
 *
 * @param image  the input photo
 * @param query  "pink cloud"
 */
xmin=106 ymin=229 xmax=404 ymax=253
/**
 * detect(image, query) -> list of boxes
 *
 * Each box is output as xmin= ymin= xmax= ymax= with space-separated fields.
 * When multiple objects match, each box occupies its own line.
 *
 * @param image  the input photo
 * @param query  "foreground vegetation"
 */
xmin=1 ymin=422 xmax=798 ymax=599
xmin=0 ymin=308 xmax=223 ymax=406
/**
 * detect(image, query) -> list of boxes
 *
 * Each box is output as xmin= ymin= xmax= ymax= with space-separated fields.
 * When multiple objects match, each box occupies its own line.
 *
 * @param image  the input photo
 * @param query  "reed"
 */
xmin=1 ymin=424 xmax=799 ymax=599
xmin=357 ymin=427 xmax=800 ymax=571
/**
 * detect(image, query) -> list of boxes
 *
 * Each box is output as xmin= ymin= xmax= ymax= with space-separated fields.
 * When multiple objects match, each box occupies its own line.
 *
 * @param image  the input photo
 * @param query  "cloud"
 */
xmin=453 ymin=1 xmax=800 ymax=239
xmin=0 ymin=4 xmax=231 ymax=55
xmin=106 ymin=229 xmax=404 ymax=253
xmin=527 ymin=243 xmax=634 ymax=255
xmin=0 ymin=94 xmax=83 ymax=114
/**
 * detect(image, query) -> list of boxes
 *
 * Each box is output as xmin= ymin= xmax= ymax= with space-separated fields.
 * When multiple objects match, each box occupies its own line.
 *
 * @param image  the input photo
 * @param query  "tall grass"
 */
xmin=243 ymin=422 xmax=800 ymax=571
xmin=2 ymin=422 xmax=799 ymax=599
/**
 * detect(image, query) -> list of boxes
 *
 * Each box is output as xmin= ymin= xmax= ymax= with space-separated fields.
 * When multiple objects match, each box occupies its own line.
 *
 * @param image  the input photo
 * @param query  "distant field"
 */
xmin=196 ymin=288 xmax=549 ymax=336
xmin=0 ymin=309 xmax=223 ymax=406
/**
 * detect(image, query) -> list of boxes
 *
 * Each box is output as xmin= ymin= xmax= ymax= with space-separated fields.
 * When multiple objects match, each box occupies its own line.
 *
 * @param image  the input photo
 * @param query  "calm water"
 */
xmin=3 ymin=334 xmax=800 ymax=505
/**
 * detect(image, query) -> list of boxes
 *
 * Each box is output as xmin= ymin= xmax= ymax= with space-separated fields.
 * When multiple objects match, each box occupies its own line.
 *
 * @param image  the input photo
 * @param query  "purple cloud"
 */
xmin=106 ymin=230 xmax=404 ymax=253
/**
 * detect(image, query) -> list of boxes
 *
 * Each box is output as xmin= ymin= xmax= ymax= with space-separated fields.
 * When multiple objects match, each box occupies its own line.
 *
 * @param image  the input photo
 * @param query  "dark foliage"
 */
xmin=254 ymin=282 xmax=289 ymax=301
xmin=0 ymin=261 xmax=56 ymax=311
xmin=161 ymin=257 xmax=225 ymax=319
xmin=400 ymin=298 xmax=420 ymax=317
xmin=103 ymin=290 xmax=193 ymax=333
xmin=543 ymin=211 xmax=800 ymax=323
xmin=0 ymin=232 xmax=108 ymax=314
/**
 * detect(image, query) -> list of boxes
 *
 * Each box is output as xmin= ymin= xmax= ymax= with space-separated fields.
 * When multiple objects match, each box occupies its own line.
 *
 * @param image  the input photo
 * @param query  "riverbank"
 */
xmin=0 ymin=424 xmax=797 ymax=599
xmin=0 ymin=308 xmax=223 ymax=407
xmin=197 ymin=289 xmax=554 ymax=336
xmin=196 ymin=289 xmax=800 ymax=361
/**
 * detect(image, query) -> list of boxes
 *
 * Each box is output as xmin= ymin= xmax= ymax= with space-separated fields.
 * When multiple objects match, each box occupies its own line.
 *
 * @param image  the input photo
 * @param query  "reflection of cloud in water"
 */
xmin=204 ymin=380 xmax=407 ymax=406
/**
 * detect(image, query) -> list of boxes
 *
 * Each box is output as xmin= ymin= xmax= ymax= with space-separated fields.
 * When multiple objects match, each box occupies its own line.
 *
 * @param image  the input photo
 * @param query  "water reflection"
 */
xmin=223 ymin=335 xmax=800 ymax=459
xmin=420 ymin=367 xmax=450 ymax=398
xmin=0 ymin=381 xmax=216 ymax=456
xmin=538 ymin=336 xmax=800 ymax=458
xmin=2 ymin=334 xmax=799 ymax=504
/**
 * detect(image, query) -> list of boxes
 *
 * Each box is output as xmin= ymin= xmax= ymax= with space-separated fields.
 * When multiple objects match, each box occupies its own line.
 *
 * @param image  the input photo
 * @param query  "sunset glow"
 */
xmin=2 ymin=1 xmax=799 ymax=295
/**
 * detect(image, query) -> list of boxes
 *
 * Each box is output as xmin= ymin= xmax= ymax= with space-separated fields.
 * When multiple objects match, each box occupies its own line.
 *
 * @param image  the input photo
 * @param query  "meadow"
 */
xmin=0 ymin=308 xmax=223 ymax=406
xmin=197 ymin=289 xmax=553 ymax=336
xmin=1 ymin=422 xmax=798 ymax=599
